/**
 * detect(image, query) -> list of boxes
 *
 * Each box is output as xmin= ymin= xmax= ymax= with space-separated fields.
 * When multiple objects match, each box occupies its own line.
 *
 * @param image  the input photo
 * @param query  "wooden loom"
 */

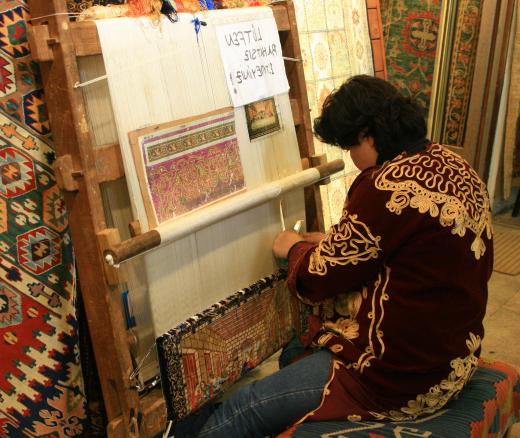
xmin=26 ymin=1 xmax=386 ymax=436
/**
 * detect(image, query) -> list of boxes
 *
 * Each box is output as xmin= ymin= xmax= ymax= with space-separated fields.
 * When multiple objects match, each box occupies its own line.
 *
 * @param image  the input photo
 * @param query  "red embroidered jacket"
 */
xmin=287 ymin=143 xmax=493 ymax=422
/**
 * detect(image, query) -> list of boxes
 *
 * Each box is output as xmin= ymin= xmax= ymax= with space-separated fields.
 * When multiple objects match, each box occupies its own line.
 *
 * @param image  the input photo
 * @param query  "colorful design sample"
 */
xmin=156 ymin=270 xmax=308 ymax=422
xmin=381 ymin=0 xmax=442 ymax=112
xmin=133 ymin=110 xmax=245 ymax=226
xmin=282 ymin=359 xmax=520 ymax=437
xmin=294 ymin=0 xmax=374 ymax=230
xmin=0 ymin=1 xmax=87 ymax=435
xmin=245 ymin=97 xmax=281 ymax=140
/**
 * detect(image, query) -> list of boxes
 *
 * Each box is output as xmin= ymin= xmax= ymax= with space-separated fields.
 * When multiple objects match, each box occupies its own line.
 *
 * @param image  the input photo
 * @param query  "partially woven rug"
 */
xmin=156 ymin=270 xmax=308 ymax=422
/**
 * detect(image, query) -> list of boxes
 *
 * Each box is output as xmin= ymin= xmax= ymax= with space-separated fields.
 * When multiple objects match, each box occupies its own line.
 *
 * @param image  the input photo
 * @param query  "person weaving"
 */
xmin=175 ymin=75 xmax=492 ymax=437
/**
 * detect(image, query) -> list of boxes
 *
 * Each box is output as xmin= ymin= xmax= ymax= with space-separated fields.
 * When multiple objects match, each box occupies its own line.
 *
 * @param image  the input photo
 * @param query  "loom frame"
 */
xmin=26 ymin=1 xmax=387 ymax=436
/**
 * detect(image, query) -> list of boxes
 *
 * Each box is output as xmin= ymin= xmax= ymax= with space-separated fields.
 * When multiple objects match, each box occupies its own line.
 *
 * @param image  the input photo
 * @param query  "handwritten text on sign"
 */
xmin=216 ymin=17 xmax=289 ymax=107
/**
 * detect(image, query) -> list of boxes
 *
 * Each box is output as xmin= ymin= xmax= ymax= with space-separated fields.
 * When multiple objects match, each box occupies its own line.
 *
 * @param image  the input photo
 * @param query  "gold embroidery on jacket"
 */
xmin=308 ymin=213 xmax=382 ymax=276
xmin=316 ymin=333 xmax=334 ymax=346
xmin=352 ymin=267 xmax=391 ymax=373
xmin=322 ymin=290 xmax=363 ymax=341
xmin=375 ymin=144 xmax=492 ymax=259
xmin=330 ymin=344 xmax=344 ymax=353
xmin=370 ymin=332 xmax=481 ymax=421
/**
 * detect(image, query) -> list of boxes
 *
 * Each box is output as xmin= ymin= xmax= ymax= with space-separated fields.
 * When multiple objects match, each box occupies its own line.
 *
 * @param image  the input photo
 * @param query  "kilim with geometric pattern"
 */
xmin=0 ymin=1 xmax=87 ymax=436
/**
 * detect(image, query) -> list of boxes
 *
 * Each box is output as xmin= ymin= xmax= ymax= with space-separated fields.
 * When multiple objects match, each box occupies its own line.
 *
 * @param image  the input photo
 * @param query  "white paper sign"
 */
xmin=216 ymin=17 xmax=290 ymax=107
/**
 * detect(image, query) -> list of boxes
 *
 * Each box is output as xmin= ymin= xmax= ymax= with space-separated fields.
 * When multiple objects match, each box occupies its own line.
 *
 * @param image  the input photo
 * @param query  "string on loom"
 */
xmin=191 ymin=17 xmax=207 ymax=43
xmin=27 ymin=12 xmax=82 ymax=22
xmin=92 ymin=30 xmax=306 ymax=377
xmin=74 ymin=55 xmax=301 ymax=89
xmin=128 ymin=342 xmax=157 ymax=387
xmin=73 ymin=36 xmax=204 ymax=88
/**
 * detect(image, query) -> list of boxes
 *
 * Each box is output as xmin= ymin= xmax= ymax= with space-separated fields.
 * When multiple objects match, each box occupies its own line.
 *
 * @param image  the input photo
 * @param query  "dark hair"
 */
xmin=313 ymin=75 xmax=427 ymax=164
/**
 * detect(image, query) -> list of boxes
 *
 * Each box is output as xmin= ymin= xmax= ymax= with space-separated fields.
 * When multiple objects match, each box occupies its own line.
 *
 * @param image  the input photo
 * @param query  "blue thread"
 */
xmin=199 ymin=0 xmax=215 ymax=9
xmin=191 ymin=17 xmax=207 ymax=42
xmin=121 ymin=290 xmax=136 ymax=329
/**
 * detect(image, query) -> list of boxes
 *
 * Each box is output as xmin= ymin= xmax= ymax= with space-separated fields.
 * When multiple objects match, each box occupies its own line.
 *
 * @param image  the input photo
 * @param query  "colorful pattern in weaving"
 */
xmin=156 ymin=270 xmax=307 ymax=422
xmin=380 ymin=0 xmax=441 ymax=112
xmin=279 ymin=359 xmax=520 ymax=437
xmin=293 ymin=0 xmax=372 ymax=229
xmin=135 ymin=110 xmax=244 ymax=226
xmin=0 ymin=1 xmax=87 ymax=436
xmin=441 ymin=0 xmax=483 ymax=146
xmin=66 ymin=0 xmax=125 ymax=14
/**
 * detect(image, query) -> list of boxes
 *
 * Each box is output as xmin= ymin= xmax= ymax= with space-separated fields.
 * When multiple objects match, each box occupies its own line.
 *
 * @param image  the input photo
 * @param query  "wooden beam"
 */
xmin=27 ymin=22 xmax=53 ymax=62
xmin=94 ymin=143 xmax=125 ymax=183
xmin=27 ymin=1 xmax=141 ymax=436
xmin=290 ymin=97 xmax=302 ymax=126
xmin=108 ymin=389 xmax=167 ymax=438
xmin=29 ymin=4 xmax=291 ymax=61
xmin=366 ymin=0 xmax=388 ymax=80
xmin=280 ymin=1 xmax=323 ymax=232
xmin=272 ymin=3 xmax=290 ymax=32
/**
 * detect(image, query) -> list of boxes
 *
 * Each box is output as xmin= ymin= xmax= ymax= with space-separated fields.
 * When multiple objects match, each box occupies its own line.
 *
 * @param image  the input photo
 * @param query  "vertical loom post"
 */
xmin=27 ymin=1 xmax=143 ymax=436
xmin=280 ymin=0 xmax=325 ymax=232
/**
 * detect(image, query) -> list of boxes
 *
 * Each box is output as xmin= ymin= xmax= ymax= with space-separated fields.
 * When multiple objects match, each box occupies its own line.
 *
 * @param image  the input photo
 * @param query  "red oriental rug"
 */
xmin=0 ymin=1 xmax=90 ymax=436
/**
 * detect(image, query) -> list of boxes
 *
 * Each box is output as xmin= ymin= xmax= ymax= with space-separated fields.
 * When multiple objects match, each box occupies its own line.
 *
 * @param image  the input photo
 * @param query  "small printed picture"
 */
xmin=245 ymin=97 xmax=281 ymax=140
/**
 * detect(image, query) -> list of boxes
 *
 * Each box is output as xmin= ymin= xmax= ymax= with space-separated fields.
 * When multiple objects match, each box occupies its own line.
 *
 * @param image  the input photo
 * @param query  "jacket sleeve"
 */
xmin=287 ymin=168 xmax=422 ymax=303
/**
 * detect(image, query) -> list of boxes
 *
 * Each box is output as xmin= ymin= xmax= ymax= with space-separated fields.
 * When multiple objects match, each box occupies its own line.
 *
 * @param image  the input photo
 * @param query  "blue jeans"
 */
xmin=174 ymin=347 xmax=332 ymax=437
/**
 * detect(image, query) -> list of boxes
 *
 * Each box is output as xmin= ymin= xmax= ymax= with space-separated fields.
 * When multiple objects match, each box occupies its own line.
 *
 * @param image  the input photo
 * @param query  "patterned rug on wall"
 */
xmin=440 ymin=0 xmax=483 ymax=146
xmin=380 ymin=0 xmax=441 ymax=113
xmin=0 ymin=1 xmax=90 ymax=436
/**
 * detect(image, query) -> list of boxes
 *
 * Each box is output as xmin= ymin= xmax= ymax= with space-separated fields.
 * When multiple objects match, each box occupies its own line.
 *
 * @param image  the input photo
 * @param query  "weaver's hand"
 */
xmin=301 ymin=232 xmax=326 ymax=244
xmin=273 ymin=230 xmax=304 ymax=259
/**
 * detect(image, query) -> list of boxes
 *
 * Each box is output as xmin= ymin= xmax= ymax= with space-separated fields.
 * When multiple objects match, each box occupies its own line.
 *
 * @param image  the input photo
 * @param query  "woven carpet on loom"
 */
xmin=380 ymin=0 xmax=441 ymax=112
xmin=0 ymin=2 xmax=93 ymax=436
